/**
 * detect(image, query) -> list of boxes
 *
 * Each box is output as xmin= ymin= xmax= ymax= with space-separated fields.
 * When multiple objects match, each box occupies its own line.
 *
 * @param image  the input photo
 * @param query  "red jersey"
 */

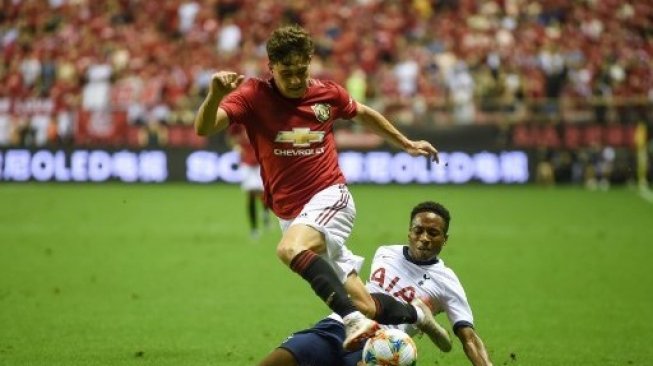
xmin=221 ymin=78 xmax=357 ymax=219
xmin=227 ymin=124 xmax=258 ymax=166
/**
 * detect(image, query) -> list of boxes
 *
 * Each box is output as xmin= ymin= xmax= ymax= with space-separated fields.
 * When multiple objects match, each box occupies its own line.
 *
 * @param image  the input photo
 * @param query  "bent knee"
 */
xmin=276 ymin=242 xmax=303 ymax=264
xmin=276 ymin=239 xmax=318 ymax=265
xmin=276 ymin=225 xmax=326 ymax=265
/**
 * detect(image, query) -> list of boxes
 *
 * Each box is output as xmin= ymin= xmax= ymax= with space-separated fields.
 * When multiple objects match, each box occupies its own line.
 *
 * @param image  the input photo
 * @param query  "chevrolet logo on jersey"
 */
xmin=275 ymin=128 xmax=325 ymax=147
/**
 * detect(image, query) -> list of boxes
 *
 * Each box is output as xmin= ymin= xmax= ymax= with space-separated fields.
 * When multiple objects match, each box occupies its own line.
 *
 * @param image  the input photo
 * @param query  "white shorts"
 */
xmin=278 ymin=184 xmax=364 ymax=283
xmin=240 ymin=165 xmax=264 ymax=192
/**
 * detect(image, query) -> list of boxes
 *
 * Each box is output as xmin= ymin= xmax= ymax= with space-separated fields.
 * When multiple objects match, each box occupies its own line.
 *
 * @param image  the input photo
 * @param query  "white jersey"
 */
xmin=330 ymin=245 xmax=474 ymax=336
xmin=366 ymin=245 xmax=474 ymax=336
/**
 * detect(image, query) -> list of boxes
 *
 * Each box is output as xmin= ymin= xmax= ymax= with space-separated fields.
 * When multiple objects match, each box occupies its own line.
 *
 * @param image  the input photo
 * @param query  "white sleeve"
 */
xmin=440 ymin=271 xmax=475 ymax=331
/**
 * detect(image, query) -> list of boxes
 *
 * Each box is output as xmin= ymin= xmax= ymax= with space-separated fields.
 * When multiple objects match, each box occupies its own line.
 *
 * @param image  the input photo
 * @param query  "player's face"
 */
xmin=407 ymin=212 xmax=448 ymax=262
xmin=270 ymin=54 xmax=310 ymax=99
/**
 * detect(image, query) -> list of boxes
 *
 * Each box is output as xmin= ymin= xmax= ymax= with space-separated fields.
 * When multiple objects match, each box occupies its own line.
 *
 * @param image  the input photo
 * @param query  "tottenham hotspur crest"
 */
xmin=311 ymin=103 xmax=331 ymax=123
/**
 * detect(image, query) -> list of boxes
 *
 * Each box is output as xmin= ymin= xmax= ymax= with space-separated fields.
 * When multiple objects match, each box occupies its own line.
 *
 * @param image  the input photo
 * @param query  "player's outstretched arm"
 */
xmin=194 ymin=71 xmax=244 ymax=136
xmin=353 ymin=102 xmax=440 ymax=163
xmin=455 ymin=327 xmax=493 ymax=366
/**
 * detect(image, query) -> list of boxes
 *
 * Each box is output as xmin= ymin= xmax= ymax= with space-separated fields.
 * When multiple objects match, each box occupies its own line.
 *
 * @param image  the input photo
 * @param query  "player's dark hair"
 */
xmin=266 ymin=24 xmax=314 ymax=65
xmin=410 ymin=201 xmax=451 ymax=234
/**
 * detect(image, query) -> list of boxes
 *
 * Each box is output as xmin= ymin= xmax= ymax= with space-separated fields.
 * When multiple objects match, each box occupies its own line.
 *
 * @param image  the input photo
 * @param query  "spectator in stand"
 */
xmin=137 ymin=107 xmax=169 ymax=148
xmin=446 ymin=61 xmax=475 ymax=125
xmin=1 ymin=0 xmax=652 ymax=145
xmin=538 ymin=41 xmax=568 ymax=122
xmin=0 ymin=109 xmax=10 ymax=146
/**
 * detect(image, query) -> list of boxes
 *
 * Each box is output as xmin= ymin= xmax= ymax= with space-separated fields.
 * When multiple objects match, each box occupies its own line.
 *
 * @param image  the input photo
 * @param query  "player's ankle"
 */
xmin=413 ymin=304 xmax=426 ymax=324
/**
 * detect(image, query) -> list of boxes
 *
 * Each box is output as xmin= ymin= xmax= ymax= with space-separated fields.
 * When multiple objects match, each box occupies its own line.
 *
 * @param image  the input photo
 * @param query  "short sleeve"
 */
xmin=220 ymin=79 xmax=255 ymax=125
xmin=330 ymin=81 xmax=358 ymax=120
xmin=440 ymin=271 xmax=475 ymax=329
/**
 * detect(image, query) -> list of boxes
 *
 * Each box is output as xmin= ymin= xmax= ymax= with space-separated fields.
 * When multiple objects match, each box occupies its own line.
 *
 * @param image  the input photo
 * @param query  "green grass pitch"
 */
xmin=1 ymin=183 xmax=652 ymax=365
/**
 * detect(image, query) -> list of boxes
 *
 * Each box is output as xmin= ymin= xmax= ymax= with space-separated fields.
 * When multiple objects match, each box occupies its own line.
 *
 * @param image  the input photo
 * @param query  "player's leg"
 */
xmin=243 ymin=165 xmax=264 ymax=238
xmin=277 ymin=223 xmax=361 ymax=320
xmin=345 ymin=273 xmax=417 ymax=324
xmin=411 ymin=298 xmax=452 ymax=352
xmin=248 ymin=191 xmax=259 ymax=235
xmin=258 ymin=318 xmax=348 ymax=366
xmin=252 ymin=190 xmax=271 ymax=228
xmin=260 ymin=193 xmax=271 ymax=228
xmin=257 ymin=348 xmax=297 ymax=366
xmin=344 ymin=273 xmax=376 ymax=317
xmin=341 ymin=275 xmax=450 ymax=353
xmin=277 ymin=184 xmax=378 ymax=350
xmin=258 ymin=348 xmax=296 ymax=366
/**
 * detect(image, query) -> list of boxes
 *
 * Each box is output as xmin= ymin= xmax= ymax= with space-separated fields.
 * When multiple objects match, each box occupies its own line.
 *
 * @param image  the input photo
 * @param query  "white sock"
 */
xmin=343 ymin=311 xmax=363 ymax=323
xmin=413 ymin=304 xmax=426 ymax=324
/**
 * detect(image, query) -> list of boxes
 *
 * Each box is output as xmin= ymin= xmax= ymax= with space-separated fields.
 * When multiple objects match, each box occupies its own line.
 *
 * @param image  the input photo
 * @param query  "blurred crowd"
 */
xmin=1 ymin=0 xmax=652 ymax=148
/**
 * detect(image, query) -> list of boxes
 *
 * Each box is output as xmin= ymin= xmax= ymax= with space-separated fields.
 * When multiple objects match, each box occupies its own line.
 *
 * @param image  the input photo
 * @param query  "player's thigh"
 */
xmin=258 ymin=348 xmax=298 ymax=366
xmin=277 ymin=319 xmax=347 ymax=366
xmin=343 ymin=349 xmax=364 ymax=366
xmin=276 ymin=223 xmax=326 ymax=264
xmin=276 ymin=184 xmax=356 ymax=265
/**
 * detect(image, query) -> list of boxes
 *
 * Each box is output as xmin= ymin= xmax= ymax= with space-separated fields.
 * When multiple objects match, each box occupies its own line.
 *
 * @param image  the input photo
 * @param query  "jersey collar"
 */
xmin=269 ymin=77 xmax=308 ymax=102
xmin=403 ymin=246 xmax=439 ymax=266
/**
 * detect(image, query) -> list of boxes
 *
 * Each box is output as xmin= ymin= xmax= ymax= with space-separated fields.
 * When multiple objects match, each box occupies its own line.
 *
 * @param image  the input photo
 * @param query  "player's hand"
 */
xmin=406 ymin=140 xmax=440 ymax=163
xmin=209 ymin=71 xmax=245 ymax=96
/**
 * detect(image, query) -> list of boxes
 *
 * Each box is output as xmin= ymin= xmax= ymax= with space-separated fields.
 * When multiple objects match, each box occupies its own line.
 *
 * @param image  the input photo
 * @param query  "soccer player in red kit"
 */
xmin=227 ymin=124 xmax=270 ymax=239
xmin=195 ymin=24 xmax=441 ymax=350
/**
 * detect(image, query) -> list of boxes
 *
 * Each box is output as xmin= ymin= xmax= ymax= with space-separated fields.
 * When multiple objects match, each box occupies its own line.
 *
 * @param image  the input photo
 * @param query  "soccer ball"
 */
xmin=362 ymin=328 xmax=417 ymax=366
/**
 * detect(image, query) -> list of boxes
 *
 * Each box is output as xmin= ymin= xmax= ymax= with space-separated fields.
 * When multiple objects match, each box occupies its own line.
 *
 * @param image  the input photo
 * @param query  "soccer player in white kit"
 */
xmin=257 ymin=201 xmax=494 ymax=366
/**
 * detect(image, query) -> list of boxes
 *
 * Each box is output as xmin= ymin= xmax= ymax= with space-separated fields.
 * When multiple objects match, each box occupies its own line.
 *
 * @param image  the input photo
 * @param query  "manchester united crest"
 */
xmin=311 ymin=103 xmax=331 ymax=123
